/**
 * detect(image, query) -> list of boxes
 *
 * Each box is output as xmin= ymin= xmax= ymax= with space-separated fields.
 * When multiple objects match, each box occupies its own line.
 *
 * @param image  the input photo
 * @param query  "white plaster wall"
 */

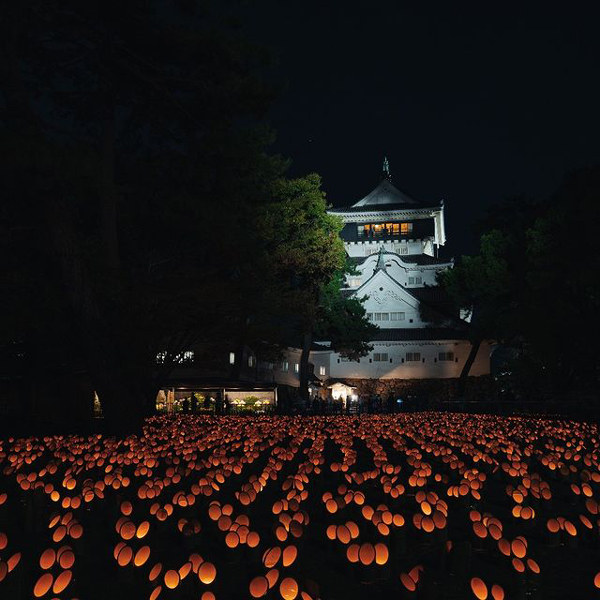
xmin=273 ymin=348 xmax=301 ymax=387
xmin=361 ymin=292 xmax=423 ymax=328
xmin=345 ymin=251 xmax=444 ymax=291
xmin=344 ymin=240 xmax=430 ymax=258
xmin=329 ymin=341 xmax=491 ymax=379
xmin=272 ymin=348 xmax=332 ymax=388
xmin=310 ymin=351 xmax=331 ymax=382
xmin=357 ymin=272 xmax=423 ymax=328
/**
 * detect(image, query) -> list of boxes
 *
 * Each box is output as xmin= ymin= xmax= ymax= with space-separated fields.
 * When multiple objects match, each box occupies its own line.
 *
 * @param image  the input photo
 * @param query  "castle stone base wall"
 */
xmin=341 ymin=375 xmax=494 ymax=403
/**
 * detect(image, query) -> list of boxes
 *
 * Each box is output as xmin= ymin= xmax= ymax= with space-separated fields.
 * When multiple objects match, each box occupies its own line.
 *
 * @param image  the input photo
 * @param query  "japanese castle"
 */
xmin=324 ymin=159 xmax=491 ymax=381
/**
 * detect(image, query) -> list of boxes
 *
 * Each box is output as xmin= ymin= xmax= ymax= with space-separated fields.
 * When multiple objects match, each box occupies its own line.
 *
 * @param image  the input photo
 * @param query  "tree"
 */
xmin=439 ymin=230 xmax=517 ymax=400
xmin=0 ymin=0 xmax=286 ymax=430
xmin=524 ymin=167 xmax=600 ymax=399
xmin=258 ymin=174 xmax=347 ymax=403
xmin=316 ymin=268 xmax=378 ymax=360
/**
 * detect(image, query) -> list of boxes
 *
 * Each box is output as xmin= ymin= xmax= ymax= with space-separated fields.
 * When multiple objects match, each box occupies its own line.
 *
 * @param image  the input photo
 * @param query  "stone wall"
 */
xmin=342 ymin=375 xmax=495 ymax=403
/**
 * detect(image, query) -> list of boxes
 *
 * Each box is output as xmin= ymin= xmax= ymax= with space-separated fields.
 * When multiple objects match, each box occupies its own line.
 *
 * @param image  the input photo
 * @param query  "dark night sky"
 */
xmin=243 ymin=2 xmax=600 ymax=256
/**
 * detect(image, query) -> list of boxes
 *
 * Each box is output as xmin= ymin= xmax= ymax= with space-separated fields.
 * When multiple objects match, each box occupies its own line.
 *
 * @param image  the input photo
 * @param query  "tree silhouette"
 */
xmin=1 ymin=0 xmax=286 ymax=430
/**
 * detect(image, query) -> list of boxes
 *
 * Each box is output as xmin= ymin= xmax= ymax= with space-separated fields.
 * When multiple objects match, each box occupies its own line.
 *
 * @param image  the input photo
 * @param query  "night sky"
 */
xmin=243 ymin=2 xmax=600 ymax=256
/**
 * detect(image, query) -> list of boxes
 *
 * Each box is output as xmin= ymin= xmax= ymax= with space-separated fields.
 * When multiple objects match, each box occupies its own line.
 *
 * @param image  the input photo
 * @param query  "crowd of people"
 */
xmin=307 ymin=392 xmax=406 ymax=415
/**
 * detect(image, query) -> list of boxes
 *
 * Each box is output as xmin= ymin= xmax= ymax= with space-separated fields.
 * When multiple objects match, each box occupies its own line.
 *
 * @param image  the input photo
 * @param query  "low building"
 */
xmin=155 ymin=342 xmax=331 ymax=413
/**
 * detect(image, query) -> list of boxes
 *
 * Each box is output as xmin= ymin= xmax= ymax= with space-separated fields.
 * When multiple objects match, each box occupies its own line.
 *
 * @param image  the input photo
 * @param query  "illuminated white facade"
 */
xmin=325 ymin=164 xmax=490 ymax=380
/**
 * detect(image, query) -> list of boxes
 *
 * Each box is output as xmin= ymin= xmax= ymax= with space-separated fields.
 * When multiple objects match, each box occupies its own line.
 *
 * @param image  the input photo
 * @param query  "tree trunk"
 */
xmin=456 ymin=336 xmax=483 ymax=402
xmin=99 ymin=110 xmax=121 ymax=271
xmin=43 ymin=189 xmax=149 ymax=433
xmin=231 ymin=317 xmax=249 ymax=381
xmin=2 ymin=16 xmax=147 ymax=434
xmin=299 ymin=329 xmax=313 ymax=407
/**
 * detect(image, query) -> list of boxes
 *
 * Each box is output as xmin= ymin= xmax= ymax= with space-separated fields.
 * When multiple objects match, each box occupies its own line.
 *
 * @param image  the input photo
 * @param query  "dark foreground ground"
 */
xmin=1 ymin=413 xmax=599 ymax=599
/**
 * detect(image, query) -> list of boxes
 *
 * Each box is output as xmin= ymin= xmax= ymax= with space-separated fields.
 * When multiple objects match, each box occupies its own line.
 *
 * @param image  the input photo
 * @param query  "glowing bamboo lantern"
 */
xmin=346 ymin=544 xmax=360 ymax=563
xmin=189 ymin=554 xmax=203 ymax=573
xmin=470 ymin=577 xmax=488 ymax=599
xmin=490 ymin=584 xmax=504 ymax=600
xmin=511 ymin=538 xmax=526 ymax=559
xmin=39 ymin=548 xmax=56 ymax=570
xmin=136 ymin=520 xmax=150 ymax=539
xmin=336 ymin=525 xmax=351 ymax=545
xmin=149 ymin=585 xmax=162 ymax=600
xmin=526 ymin=558 xmax=540 ymax=574
xmin=134 ymin=545 xmax=151 ymax=567
xmin=33 ymin=573 xmax=54 ymax=598
xmin=56 ymin=544 xmax=73 ymax=568
xmin=282 ymin=545 xmax=298 ymax=567
xmin=199 ymin=561 xmax=217 ymax=585
xmin=358 ymin=543 xmax=375 ymax=566
xmin=121 ymin=500 xmax=133 ymax=516
xmin=250 ymin=576 xmax=269 ymax=598
xmin=149 ymin=562 xmax=163 ymax=582
xmin=52 ymin=570 xmax=72 ymax=594
xmin=68 ymin=521 xmax=83 ymax=539
xmin=279 ymin=577 xmax=299 ymax=600
xmin=374 ymin=542 xmax=389 ymax=565
xmin=266 ymin=568 xmax=279 ymax=589
xmin=117 ymin=545 xmax=133 ymax=567
xmin=511 ymin=557 xmax=525 ymax=573
xmin=52 ymin=525 xmax=67 ymax=543
xmin=114 ymin=541 xmax=126 ymax=561
xmin=421 ymin=517 xmax=434 ymax=534
xmin=400 ymin=572 xmax=417 ymax=592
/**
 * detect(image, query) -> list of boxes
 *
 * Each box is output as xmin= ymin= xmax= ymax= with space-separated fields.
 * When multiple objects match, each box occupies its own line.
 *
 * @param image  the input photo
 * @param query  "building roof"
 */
xmin=346 ymin=251 xmax=452 ymax=268
xmin=331 ymin=179 xmax=441 ymax=213
xmin=399 ymin=253 xmax=452 ymax=266
xmin=327 ymin=378 xmax=358 ymax=388
xmin=409 ymin=286 xmax=453 ymax=303
xmin=371 ymin=328 xmax=469 ymax=341
xmin=310 ymin=342 xmax=331 ymax=352
xmin=353 ymin=179 xmax=418 ymax=207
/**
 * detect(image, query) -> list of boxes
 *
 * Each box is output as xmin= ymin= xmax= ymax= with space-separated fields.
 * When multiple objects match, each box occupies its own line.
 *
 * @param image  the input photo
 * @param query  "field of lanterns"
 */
xmin=1 ymin=413 xmax=600 ymax=599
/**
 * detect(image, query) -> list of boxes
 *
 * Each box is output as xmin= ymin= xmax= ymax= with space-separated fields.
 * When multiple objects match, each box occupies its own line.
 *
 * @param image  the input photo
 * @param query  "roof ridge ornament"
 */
xmin=375 ymin=245 xmax=387 ymax=271
xmin=382 ymin=156 xmax=391 ymax=181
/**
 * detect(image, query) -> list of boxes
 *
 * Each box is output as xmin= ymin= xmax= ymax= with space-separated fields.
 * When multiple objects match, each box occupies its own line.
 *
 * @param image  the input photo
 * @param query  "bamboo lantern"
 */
xmin=470 ymin=577 xmax=487 ymax=600
xmin=52 ymin=570 xmax=72 ymax=595
xmin=249 ymin=576 xmax=269 ymax=598
xmin=33 ymin=573 xmax=54 ymax=598
xmin=279 ymin=577 xmax=299 ymax=600
xmin=198 ymin=561 xmax=217 ymax=585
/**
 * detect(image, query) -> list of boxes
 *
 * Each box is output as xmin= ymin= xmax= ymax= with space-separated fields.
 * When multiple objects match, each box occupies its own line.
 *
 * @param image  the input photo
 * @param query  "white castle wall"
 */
xmin=329 ymin=341 xmax=491 ymax=380
xmin=345 ymin=240 xmax=426 ymax=257
xmin=270 ymin=348 xmax=331 ymax=388
xmin=346 ymin=253 xmax=441 ymax=289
